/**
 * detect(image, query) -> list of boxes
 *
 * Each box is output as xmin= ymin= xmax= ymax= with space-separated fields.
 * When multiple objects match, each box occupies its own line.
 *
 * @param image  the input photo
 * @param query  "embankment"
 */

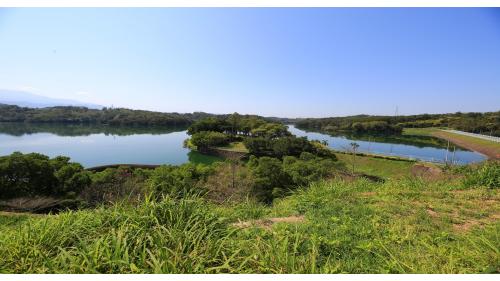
xmin=431 ymin=131 xmax=500 ymax=160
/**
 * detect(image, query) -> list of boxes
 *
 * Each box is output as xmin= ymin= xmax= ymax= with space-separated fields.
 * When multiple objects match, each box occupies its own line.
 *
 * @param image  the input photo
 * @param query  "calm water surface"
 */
xmin=289 ymin=125 xmax=486 ymax=164
xmin=0 ymin=123 xmax=219 ymax=167
xmin=0 ymin=123 xmax=486 ymax=167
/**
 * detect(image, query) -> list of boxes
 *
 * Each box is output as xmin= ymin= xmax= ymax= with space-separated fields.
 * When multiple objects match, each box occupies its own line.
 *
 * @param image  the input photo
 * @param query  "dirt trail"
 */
xmin=232 ymin=215 xmax=305 ymax=230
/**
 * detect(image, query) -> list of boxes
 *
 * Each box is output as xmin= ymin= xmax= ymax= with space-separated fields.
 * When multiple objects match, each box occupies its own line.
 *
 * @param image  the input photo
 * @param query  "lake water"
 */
xmin=0 ymin=123 xmax=220 ymax=168
xmin=0 ymin=123 xmax=486 ymax=167
xmin=288 ymin=125 xmax=486 ymax=164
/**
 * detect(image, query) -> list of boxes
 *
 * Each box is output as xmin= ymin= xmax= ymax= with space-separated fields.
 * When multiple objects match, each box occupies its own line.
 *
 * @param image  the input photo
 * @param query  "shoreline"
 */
xmin=431 ymin=130 xmax=499 ymax=160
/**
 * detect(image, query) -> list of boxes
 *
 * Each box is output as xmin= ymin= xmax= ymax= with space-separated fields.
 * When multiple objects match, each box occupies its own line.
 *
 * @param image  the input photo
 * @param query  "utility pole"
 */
xmin=445 ymin=140 xmax=450 ymax=164
xmin=350 ymin=142 xmax=359 ymax=175
xmin=451 ymin=146 xmax=456 ymax=165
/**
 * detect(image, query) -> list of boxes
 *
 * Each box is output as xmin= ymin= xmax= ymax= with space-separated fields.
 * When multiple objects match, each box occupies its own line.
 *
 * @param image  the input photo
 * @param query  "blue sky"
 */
xmin=0 ymin=8 xmax=499 ymax=117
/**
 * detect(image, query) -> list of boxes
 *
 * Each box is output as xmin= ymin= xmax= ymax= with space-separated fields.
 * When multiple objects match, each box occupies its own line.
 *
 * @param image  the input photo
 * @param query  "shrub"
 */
xmin=462 ymin=161 xmax=500 ymax=189
xmin=81 ymin=167 xmax=150 ymax=206
xmin=147 ymin=163 xmax=214 ymax=198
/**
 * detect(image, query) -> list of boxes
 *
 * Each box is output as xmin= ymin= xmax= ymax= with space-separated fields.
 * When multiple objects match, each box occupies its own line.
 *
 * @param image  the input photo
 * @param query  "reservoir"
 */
xmin=0 ymin=123 xmax=486 ymax=167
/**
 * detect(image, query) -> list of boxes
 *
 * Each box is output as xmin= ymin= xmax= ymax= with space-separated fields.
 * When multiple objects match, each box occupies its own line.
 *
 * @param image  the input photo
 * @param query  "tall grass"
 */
xmin=0 ymin=194 xmax=235 ymax=273
xmin=1 ymin=177 xmax=498 ymax=273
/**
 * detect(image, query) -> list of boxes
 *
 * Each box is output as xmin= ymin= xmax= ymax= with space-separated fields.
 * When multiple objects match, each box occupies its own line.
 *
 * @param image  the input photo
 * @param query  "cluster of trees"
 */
xmin=187 ymin=113 xmax=290 ymax=138
xmin=190 ymin=131 xmax=232 ymax=150
xmin=0 ymin=152 xmax=91 ymax=200
xmin=247 ymin=153 xmax=340 ymax=202
xmin=295 ymin=111 xmax=500 ymax=136
xmin=0 ymin=104 xmax=212 ymax=126
xmin=187 ymin=114 xmax=338 ymax=160
xmin=352 ymin=121 xmax=402 ymax=134
xmin=0 ymin=149 xmax=343 ymax=208
xmin=244 ymin=136 xmax=336 ymax=159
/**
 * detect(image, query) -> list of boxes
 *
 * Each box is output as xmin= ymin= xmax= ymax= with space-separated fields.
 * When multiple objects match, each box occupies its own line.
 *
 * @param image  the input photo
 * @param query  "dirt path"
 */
xmin=432 ymin=131 xmax=500 ymax=159
xmin=232 ymin=215 xmax=305 ymax=230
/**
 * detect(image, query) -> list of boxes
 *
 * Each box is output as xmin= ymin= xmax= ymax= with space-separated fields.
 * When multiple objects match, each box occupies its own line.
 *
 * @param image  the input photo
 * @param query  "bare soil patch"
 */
xmin=232 ymin=215 xmax=305 ymax=230
xmin=411 ymin=164 xmax=443 ymax=179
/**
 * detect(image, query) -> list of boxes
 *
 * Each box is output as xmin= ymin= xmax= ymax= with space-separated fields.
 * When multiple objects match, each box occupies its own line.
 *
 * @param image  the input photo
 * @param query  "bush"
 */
xmin=462 ymin=161 xmax=500 ymax=189
xmin=247 ymin=153 xmax=339 ymax=202
xmin=147 ymin=163 xmax=214 ymax=198
xmin=81 ymin=167 xmax=151 ymax=206
xmin=283 ymin=153 xmax=338 ymax=187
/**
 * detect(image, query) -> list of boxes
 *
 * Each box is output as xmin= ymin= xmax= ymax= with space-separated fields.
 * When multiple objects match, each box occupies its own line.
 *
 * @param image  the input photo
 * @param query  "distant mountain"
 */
xmin=0 ymin=89 xmax=103 ymax=109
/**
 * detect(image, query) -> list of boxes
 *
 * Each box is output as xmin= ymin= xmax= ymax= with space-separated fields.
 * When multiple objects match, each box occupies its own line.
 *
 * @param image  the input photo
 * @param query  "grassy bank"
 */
xmin=334 ymin=153 xmax=415 ymax=178
xmin=404 ymin=128 xmax=500 ymax=159
xmin=1 ymin=175 xmax=498 ymax=273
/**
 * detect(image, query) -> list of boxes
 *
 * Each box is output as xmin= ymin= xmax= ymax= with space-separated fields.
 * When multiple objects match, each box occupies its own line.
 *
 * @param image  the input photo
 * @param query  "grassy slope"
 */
xmin=404 ymin=128 xmax=500 ymax=159
xmin=403 ymin=127 xmax=441 ymax=136
xmin=1 ymin=176 xmax=498 ymax=273
xmin=335 ymin=152 xmax=415 ymax=178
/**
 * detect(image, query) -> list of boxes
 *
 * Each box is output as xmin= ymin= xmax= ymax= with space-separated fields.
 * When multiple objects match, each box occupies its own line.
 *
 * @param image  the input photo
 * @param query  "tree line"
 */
xmin=0 ymin=104 xmax=217 ymax=126
xmin=295 ymin=111 xmax=500 ymax=136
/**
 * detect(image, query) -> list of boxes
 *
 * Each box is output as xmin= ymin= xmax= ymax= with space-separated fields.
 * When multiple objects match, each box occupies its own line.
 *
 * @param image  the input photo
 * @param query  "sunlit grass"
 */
xmin=1 ymin=176 xmax=498 ymax=273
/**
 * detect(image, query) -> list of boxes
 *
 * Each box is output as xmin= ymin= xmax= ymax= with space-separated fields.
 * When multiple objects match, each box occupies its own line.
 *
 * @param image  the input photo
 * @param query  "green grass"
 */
xmin=216 ymin=142 xmax=249 ymax=153
xmin=1 ymin=176 xmax=498 ymax=273
xmin=436 ymin=130 xmax=500 ymax=149
xmin=335 ymin=152 xmax=415 ymax=178
xmin=403 ymin=127 xmax=441 ymax=136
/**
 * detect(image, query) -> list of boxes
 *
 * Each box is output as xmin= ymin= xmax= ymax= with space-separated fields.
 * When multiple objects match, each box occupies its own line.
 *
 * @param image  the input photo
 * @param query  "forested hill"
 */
xmin=0 ymin=104 xmax=216 ymax=126
xmin=295 ymin=111 xmax=500 ymax=136
xmin=0 ymin=104 xmax=282 ymax=127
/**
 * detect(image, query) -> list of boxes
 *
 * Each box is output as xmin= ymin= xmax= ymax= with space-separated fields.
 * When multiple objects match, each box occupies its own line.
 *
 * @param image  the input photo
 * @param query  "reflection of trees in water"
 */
xmin=0 ymin=122 xmax=188 ymax=137
xmin=300 ymin=128 xmax=470 ymax=152
xmin=187 ymin=151 xmax=223 ymax=165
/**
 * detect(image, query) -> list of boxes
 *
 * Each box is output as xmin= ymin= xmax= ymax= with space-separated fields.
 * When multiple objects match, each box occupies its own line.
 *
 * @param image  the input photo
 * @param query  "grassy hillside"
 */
xmin=1 ymin=175 xmax=498 ymax=273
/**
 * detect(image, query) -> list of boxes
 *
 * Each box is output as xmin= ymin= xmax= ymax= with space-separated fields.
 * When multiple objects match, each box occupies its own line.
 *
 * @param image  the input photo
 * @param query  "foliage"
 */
xmin=247 ymin=153 xmax=339 ymax=202
xmin=190 ymin=131 xmax=231 ymax=150
xmin=282 ymin=153 xmax=338 ymax=187
xmin=187 ymin=114 xmax=290 ymax=138
xmin=147 ymin=163 xmax=214 ymax=198
xmin=352 ymin=121 xmax=402 ymax=134
xmin=247 ymin=156 xmax=292 ymax=202
xmin=244 ymin=136 xmax=337 ymax=159
xmin=244 ymin=136 xmax=312 ymax=158
xmin=187 ymin=117 xmax=229 ymax=134
xmin=296 ymin=111 xmax=500 ymax=136
xmin=462 ymin=161 xmax=500 ymax=189
xmin=0 ymin=152 xmax=90 ymax=199
xmin=81 ymin=167 xmax=151 ymax=206
xmin=0 ymin=104 xmax=201 ymax=126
